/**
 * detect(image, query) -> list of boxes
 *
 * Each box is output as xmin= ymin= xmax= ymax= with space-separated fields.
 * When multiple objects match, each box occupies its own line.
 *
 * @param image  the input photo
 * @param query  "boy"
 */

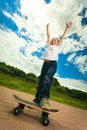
xmin=34 ymin=22 xmax=72 ymax=110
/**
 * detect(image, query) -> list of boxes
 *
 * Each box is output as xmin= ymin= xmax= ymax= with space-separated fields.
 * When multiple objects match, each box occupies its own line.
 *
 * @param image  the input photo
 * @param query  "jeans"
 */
xmin=35 ymin=61 xmax=57 ymax=103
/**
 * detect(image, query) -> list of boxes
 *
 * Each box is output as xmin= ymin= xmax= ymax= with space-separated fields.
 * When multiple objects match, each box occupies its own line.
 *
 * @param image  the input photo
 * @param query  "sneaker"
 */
xmin=40 ymin=98 xmax=51 ymax=111
xmin=33 ymin=99 xmax=40 ymax=105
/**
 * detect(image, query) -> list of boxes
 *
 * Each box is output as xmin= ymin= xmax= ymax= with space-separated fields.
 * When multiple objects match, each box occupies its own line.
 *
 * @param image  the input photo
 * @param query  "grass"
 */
xmin=0 ymin=72 xmax=87 ymax=110
xmin=0 ymin=72 xmax=36 ymax=94
xmin=51 ymin=94 xmax=87 ymax=110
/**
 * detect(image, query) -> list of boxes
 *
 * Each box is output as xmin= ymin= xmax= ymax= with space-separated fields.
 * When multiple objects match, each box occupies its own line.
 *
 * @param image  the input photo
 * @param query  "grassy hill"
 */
xmin=0 ymin=62 xmax=87 ymax=110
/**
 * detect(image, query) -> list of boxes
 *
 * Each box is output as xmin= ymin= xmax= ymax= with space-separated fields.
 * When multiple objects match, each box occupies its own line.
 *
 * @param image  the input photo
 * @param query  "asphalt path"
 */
xmin=0 ymin=86 xmax=87 ymax=130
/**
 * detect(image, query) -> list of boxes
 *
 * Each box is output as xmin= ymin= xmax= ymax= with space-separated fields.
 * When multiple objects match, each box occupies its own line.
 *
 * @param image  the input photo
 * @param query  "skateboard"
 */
xmin=13 ymin=94 xmax=59 ymax=126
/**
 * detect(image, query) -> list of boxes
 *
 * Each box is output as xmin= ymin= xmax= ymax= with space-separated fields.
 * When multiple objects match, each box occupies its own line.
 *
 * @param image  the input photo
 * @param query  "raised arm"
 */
xmin=46 ymin=23 xmax=50 ymax=43
xmin=59 ymin=22 xmax=72 ymax=46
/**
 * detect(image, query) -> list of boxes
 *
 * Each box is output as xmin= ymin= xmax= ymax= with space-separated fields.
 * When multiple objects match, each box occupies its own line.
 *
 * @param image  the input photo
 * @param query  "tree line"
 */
xmin=0 ymin=62 xmax=38 ymax=83
xmin=0 ymin=62 xmax=87 ymax=102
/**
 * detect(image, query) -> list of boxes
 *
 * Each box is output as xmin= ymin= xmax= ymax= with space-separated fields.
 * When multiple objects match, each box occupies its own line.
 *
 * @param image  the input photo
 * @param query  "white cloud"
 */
xmin=0 ymin=29 xmax=43 ymax=75
xmin=67 ymin=53 xmax=76 ymax=62
xmin=0 ymin=0 xmax=87 ymax=92
xmin=20 ymin=0 xmax=48 ymax=28
xmin=74 ymin=55 xmax=87 ymax=74
xmin=67 ymin=53 xmax=87 ymax=74
xmin=57 ymin=77 xmax=87 ymax=92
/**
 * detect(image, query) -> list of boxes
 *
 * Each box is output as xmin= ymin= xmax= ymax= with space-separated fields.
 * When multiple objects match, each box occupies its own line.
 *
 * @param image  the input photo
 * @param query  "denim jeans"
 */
xmin=35 ymin=61 xmax=57 ymax=103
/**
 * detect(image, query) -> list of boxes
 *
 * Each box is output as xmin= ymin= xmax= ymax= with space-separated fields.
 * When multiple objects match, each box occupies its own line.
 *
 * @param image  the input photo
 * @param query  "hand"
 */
xmin=65 ymin=22 xmax=72 ymax=28
xmin=46 ymin=23 xmax=49 ymax=30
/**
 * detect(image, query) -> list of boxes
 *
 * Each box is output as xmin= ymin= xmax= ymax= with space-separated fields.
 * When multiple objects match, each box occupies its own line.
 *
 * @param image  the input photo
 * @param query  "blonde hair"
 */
xmin=50 ymin=37 xmax=59 ymax=45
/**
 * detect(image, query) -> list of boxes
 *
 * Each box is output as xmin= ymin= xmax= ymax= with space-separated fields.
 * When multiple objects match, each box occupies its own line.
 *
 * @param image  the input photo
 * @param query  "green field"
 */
xmin=0 ymin=72 xmax=87 ymax=110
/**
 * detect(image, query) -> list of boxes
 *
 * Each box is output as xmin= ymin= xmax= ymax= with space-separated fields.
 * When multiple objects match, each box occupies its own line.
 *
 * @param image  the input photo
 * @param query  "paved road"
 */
xmin=0 ymin=86 xmax=87 ymax=130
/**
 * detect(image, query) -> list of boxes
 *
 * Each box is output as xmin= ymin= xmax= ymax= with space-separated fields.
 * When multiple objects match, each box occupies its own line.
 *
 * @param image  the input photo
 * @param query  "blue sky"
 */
xmin=0 ymin=0 xmax=87 ymax=92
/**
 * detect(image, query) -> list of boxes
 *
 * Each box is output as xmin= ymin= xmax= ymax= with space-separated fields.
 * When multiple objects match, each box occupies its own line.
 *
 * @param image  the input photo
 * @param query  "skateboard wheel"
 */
xmin=42 ymin=119 xmax=49 ymax=126
xmin=41 ymin=112 xmax=49 ymax=126
xmin=13 ymin=107 xmax=21 ymax=115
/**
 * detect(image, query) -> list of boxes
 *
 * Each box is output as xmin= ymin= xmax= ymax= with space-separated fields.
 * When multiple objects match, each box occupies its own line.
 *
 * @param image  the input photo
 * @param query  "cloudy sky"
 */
xmin=0 ymin=0 xmax=87 ymax=92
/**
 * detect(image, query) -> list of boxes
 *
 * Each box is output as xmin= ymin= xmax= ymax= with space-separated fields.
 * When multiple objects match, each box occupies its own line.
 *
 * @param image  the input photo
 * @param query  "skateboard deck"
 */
xmin=13 ymin=94 xmax=59 ymax=114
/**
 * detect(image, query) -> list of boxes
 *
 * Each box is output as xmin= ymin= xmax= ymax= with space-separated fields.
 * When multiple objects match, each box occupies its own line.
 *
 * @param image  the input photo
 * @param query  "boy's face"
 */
xmin=51 ymin=38 xmax=59 ymax=45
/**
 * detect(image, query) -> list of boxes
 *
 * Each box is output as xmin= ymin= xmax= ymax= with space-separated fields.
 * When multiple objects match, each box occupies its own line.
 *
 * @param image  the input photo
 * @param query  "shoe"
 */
xmin=33 ymin=99 xmax=38 ymax=104
xmin=40 ymin=98 xmax=51 ymax=111
xmin=33 ymin=98 xmax=40 ymax=106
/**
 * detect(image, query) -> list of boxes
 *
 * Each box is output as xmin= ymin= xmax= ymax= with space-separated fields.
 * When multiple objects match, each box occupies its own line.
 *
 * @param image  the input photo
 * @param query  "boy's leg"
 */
xmin=40 ymin=61 xmax=57 ymax=110
xmin=41 ymin=61 xmax=57 ymax=99
xmin=35 ymin=62 xmax=47 ymax=104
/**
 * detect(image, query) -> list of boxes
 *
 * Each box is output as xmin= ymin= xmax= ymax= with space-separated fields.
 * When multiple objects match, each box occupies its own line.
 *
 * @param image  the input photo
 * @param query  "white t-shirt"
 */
xmin=41 ymin=43 xmax=60 ymax=61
